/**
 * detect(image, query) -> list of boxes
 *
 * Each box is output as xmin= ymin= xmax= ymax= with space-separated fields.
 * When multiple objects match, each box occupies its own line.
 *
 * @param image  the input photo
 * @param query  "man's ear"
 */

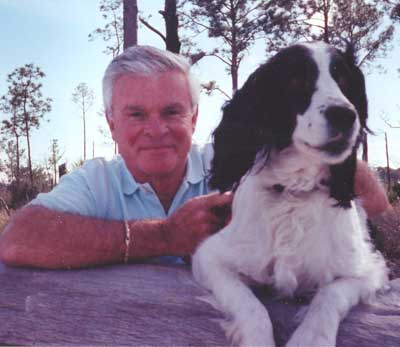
xmin=106 ymin=111 xmax=116 ymax=141
xmin=106 ymin=111 xmax=115 ymax=131
xmin=191 ymin=105 xmax=199 ymax=133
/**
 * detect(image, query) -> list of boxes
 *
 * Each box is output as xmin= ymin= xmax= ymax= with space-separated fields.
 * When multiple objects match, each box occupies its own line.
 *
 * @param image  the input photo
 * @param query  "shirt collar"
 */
xmin=119 ymin=156 xmax=140 ymax=196
xmin=185 ymin=145 xmax=206 ymax=184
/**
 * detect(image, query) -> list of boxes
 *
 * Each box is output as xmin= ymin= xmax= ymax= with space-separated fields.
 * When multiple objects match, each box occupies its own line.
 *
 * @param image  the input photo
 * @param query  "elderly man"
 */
xmin=0 ymin=46 xmax=388 ymax=269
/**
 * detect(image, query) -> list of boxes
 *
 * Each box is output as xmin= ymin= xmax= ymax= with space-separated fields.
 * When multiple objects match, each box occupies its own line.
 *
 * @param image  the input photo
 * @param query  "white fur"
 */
xmin=192 ymin=43 xmax=388 ymax=347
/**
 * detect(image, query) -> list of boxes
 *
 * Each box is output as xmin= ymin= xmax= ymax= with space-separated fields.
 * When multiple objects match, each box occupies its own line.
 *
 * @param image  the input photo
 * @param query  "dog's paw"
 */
xmin=220 ymin=319 xmax=276 ymax=347
xmin=286 ymin=327 xmax=336 ymax=347
xmin=240 ymin=333 xmax=276 ymax=347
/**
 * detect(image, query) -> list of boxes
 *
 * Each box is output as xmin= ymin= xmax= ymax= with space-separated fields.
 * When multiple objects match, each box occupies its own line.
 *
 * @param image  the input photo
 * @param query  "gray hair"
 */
xmin=102 ymin=45 xmax=200 ymax=116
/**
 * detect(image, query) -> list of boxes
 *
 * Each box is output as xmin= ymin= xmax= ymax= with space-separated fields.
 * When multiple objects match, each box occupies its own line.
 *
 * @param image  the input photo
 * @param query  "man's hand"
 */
xmin=355 ymin=160 xmax=390 ymax=218
xmin=163 ymin=192 xmax=233 ymax=256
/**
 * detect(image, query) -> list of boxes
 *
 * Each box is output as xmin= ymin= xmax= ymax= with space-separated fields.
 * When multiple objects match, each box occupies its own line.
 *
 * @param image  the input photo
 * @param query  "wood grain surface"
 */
xmin=0 ymin=262 xmax=399 ymax=346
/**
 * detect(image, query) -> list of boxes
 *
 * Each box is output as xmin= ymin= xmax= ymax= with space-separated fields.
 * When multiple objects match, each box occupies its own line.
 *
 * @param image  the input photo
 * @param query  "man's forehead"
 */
xmin=121 ymin=101 xmax=188 ymax=111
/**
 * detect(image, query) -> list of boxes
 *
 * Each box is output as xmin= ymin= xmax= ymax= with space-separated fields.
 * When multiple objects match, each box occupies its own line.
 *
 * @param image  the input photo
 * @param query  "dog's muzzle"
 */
xmin=325 ymin=106 xmax=356 ymax=137
xmin=313 ymin=106 xmax=357 ymax=156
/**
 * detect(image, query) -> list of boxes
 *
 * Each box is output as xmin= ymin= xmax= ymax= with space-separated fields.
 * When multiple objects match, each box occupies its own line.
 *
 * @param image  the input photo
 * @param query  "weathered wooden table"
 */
xmin=1 ymin=262 xmax=400 ymax=346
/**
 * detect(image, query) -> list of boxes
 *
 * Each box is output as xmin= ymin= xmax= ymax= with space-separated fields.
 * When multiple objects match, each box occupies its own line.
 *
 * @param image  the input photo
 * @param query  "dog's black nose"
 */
xmin=325 ymin=106 xmax=356 ymax=133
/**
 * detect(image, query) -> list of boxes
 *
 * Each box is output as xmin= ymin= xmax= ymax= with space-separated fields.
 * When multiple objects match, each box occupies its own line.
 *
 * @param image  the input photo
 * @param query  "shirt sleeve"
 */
xmin=30 ymin=164 xmax=97 ymax=217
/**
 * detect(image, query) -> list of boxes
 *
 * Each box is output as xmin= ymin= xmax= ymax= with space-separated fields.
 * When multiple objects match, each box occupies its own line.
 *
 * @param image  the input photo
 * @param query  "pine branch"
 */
xmin=211 ymin=52 xmax=232 ymax=67
xmin=382 ymin=116 xmax=400 ymax=129
xmin=358 ymin=40 xmax=382 ymax=67
xmin=139 ymin=17 xmax=166 ymax=42
xmin=236 ymin=2 xmax=265 ymax=23
xmin=179 ymin=12 xmax=233 ymax=46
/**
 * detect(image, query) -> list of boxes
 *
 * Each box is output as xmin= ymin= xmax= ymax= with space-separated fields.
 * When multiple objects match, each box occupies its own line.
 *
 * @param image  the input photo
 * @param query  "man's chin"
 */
xmin=137 ymin=160 xmax=180 ymax=179
xmin=122 ymin=152 xmax=185 ymax=183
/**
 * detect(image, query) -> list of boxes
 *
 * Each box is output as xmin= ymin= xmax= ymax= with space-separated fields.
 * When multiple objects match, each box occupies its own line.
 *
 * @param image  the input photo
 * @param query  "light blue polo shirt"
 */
xmin=30 ymin=143 xmax=214 ymax=264
xmin=32 ymin=143 xmax=214 ymax=219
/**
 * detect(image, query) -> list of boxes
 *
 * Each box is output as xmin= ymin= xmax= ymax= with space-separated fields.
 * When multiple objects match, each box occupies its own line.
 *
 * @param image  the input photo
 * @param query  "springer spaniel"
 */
xmin=192 ymin=42 xmax=388 ymax=346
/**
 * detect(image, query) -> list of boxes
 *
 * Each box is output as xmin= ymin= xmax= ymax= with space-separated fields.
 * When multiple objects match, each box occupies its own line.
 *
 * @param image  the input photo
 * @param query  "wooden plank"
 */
xmin=0 ymin=262 xmax=399 ymax=346
xmin=0 ymin=263 xmax=226 ymax=346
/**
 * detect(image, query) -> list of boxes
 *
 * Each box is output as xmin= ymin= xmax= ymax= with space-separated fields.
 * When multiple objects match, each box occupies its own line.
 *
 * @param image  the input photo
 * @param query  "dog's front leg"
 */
xmin=286 ymin=277 xmax=369 ymax=347
xmin=193 ymin=238 xmax=275 ymax=347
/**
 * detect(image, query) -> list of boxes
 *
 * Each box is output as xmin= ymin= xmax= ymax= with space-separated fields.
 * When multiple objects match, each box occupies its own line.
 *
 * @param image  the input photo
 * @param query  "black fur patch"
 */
xmin=209 ymin=45 xmax=319 ymax=192
xmin=327 ymin=46 xmax=368 ymax=207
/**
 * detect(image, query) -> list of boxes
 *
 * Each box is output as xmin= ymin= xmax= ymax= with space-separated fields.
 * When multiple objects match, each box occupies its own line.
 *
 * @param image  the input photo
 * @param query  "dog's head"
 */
xmin=210 ymin=42 xmax=368 ymax=206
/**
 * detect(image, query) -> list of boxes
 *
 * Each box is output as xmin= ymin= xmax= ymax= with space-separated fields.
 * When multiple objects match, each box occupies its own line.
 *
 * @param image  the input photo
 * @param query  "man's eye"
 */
xmin=130 ymin=112 xmax=144 ymax=118
xmin=164 ymin=108 xmax=181 ymax=117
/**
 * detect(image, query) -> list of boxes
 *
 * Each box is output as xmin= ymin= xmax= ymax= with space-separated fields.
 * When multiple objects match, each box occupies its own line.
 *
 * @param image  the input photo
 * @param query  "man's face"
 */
xmin=108 ymin=71 xmax=198 ymax=183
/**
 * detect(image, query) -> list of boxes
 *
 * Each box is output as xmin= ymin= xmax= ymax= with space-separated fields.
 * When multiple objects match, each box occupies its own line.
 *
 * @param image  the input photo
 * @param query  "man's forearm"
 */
xmin=355 ymin=160 xmax=390 ymax=218
xmin=0 ymin=205 xmax=171 ymax=269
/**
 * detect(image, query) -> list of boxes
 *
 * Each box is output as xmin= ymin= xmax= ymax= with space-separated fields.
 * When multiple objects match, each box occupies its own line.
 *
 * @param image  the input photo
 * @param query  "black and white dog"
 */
xmin=192 ymin=42 xmax=388 ymax=346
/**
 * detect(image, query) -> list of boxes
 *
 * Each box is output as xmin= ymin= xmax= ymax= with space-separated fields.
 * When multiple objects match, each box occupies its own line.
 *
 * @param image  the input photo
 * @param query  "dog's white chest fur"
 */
xmin=222 ymin=167 xmax=369 ymax=297
xmin=193 ymin=164 xmax=386 ymax=346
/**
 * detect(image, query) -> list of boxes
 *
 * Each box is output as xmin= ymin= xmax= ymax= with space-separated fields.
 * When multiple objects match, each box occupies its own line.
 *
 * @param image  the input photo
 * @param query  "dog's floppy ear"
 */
xmin=329 ymin=45 xmax=369 ymax=207
xmin=342 ymin=44 xmax=369 ymax=132
xmin=209 ymin=68 xmax=278 ymax=192
xmin=209 ymin=54 xmax=300 ymax=192
xmin=209 ymin=83 xmax=265 ymax=192
xmin=329 ymin=152 xmax=357 ymax=208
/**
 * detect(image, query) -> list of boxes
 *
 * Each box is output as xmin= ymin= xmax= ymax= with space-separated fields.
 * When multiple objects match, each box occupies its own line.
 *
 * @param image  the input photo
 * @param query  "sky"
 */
xmin=0 ymin=0 xmax=399 ymax=180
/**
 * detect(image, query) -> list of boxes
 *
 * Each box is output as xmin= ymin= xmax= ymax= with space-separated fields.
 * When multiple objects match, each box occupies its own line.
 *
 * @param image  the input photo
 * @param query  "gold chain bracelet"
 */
xmin=123 ymin=220 xmax=131 ymax=264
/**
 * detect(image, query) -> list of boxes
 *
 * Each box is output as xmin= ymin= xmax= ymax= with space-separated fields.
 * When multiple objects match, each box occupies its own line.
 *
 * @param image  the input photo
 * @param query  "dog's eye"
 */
xmin=289 ymin=77 xmax=312 ymax=92
xmin=331 ymin=62 xmax=351 ymax=92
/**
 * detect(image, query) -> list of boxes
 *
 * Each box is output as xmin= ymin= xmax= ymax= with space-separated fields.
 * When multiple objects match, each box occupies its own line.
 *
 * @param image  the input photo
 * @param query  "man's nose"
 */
xmin=143 ymin=117 xmax=168 ymax=136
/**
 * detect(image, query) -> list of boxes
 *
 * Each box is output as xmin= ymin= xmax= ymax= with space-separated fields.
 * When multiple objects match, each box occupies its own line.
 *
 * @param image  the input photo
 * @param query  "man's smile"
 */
xmin=140 ymin=145 xmax=175 ymax=151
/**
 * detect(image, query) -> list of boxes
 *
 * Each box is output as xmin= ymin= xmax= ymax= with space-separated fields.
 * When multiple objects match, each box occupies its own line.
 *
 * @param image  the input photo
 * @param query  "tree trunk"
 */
xmin=15 ymin=134 xmax=20 ymax=184
xmin=230 ymin=2 xmax=238 ymax=94
xmin=231 ymin=63 xmax=238 ymax=94
xmin=53 ymin=143 xmax=57 ymax=185
xmin=83 ymin=110 xmax=87 ymax=161
xmin=53 ymin=163 xmax=57 ymax=185
xmin=24 ymin=117 xmax=33 ymax=188
xmin=231 ymin=43 xmax=239 ymax=93
xmin=323 ymin=1 xmax=330 ymax=43
xmin=163 ymin=0 xmax=181 ymax=53
xmin=385 ymin=132 xmax=391 ymax=191
xmin=123 ymin=0 xmax=138 ymax=50
xmin=13 ymin=110 xmax=20 ymax=184
xmin=22 ymin=98 xmax=34 ymax=187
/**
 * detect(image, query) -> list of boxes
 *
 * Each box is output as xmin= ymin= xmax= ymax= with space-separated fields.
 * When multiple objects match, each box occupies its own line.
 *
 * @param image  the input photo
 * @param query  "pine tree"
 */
xmin=184 ymin=0 xmax=301 ymax=94
xmin=89 ymin=0 xmax=123 ymax=57
xmin=72 ymin=83 xmax=94 ymax=161
xmin=1 ymin=64 xmax=52 ymax=187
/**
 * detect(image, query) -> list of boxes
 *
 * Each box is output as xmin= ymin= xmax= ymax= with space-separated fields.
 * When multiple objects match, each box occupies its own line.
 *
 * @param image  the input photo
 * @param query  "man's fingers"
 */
xmin=204 ymin=211 xmax=221 ymax=226
xmin=199 ymin=192 xmax=233 ymax=225
xmin=202 ymin=191 xmax=233 ymax=207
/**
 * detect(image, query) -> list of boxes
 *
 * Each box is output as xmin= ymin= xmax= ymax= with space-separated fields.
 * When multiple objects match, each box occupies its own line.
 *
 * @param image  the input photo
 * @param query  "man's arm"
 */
xmin=355 ymin=160 xmax=390 ymax=218
xmin=0 ymin=192 xmax=232 ymax=269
